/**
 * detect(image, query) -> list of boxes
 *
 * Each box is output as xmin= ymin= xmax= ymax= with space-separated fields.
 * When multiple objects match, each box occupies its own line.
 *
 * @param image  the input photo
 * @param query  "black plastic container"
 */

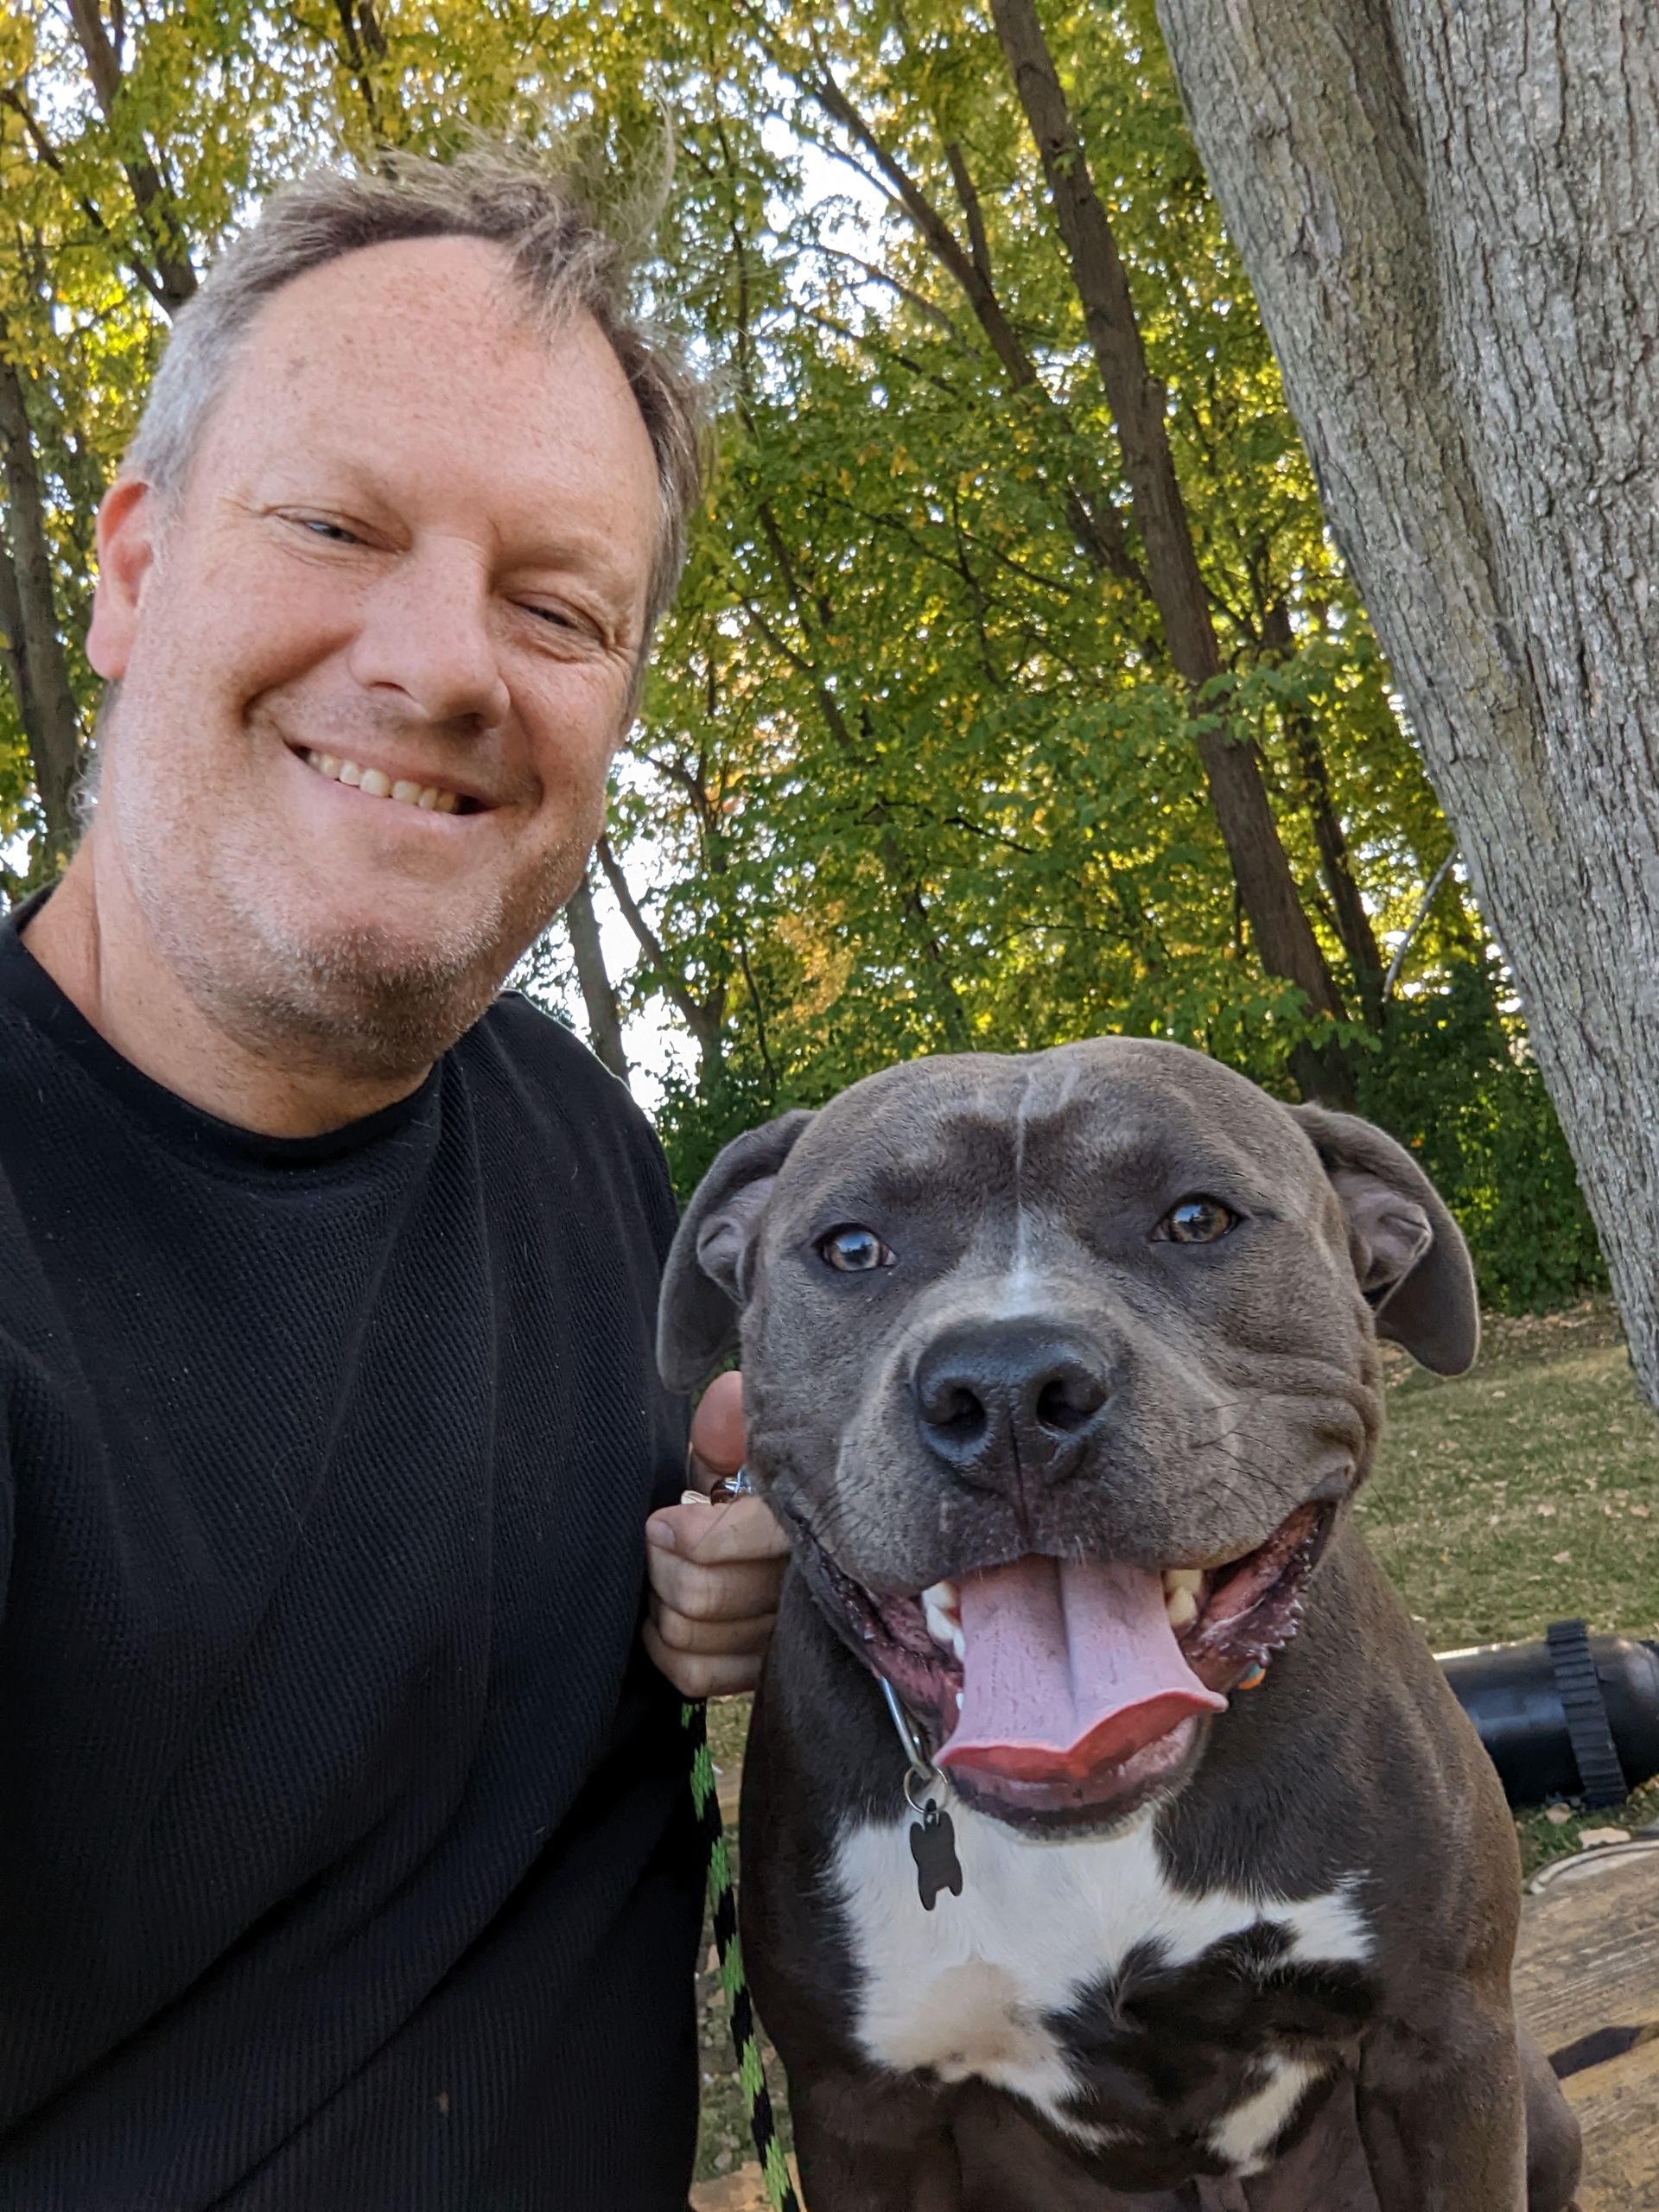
xmin=1439 ymin=1623 xmax=1659 ymax=1809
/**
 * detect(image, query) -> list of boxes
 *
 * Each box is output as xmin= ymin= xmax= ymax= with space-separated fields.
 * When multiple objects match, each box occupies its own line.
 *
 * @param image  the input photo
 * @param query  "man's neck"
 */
xmin=22 ymin=842 xmax=431 ymax=1139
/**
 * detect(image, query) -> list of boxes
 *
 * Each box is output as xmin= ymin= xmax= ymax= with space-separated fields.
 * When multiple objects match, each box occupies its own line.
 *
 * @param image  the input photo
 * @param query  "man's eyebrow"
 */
xmin=505 ymin=528 xmax=638 ymax=583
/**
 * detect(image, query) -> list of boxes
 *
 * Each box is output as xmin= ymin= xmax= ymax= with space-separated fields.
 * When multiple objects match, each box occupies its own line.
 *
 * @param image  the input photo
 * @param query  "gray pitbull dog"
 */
xmin=659 ymin=1039 xmax=1582 ymax=2212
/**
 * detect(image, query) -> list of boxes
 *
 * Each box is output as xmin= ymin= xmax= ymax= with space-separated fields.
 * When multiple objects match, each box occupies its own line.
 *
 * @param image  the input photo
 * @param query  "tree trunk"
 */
xmin=0 ymin=355 xmax=83 ymax=869
xmin=988 ymin=0 xmax=1355 ymax=1107
xmin=563 ymin=871 xmax=630 ymax=1086
xmin=1154 ymin=0 xmax=1659 ymax=1404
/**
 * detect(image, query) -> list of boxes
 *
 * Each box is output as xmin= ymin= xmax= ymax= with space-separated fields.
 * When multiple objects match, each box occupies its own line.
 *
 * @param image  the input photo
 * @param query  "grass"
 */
xmin=691 ymin=1298 xmax=1659 ymax=2183
xmin=1361 ymin=1299 xmax=1659 ymax=1647
xmin=1359 ymin=1296 xmax=1659 ymax=1878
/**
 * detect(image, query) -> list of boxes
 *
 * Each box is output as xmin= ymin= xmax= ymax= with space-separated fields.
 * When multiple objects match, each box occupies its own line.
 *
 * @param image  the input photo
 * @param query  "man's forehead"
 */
xmin=226 ymin=238 xmax=616 ymax=426
xmin=191 ymin=234 xmax=658 ymax=571
xmin=254 ymin=232 xmax=529 ymax=360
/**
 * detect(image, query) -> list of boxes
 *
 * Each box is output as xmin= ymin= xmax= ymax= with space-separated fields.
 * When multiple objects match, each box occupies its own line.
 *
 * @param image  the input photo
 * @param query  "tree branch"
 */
xmin=64 ymin=0 xmax=197 ymax=312
xmin=1 ymin=89 xmax=172 ymax=310
xmin=1383 ymin=849 xmax=1459 ymax=1001
xmin=792 ymin=58 xmax=1140 ymax=586
xmin=594 ymin=835 xmax=723 ymax=1057
xmin=562 ymin=869 xmax=630 ymax=1084
xmin=944 ymin=140 xmax=998 ymax=293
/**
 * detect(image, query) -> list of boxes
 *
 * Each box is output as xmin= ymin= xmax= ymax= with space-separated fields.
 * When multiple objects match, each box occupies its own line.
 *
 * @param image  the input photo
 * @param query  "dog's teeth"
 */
xmin=1165 ymin=1586 xmax=1200 ymax=1630
xmin=1162 ymin=1566 xmax=1205 ymax=1631
xmin=922 ymin=1580 xmax=964 ymax=1661
xmin=956 ymin=1689 xmax=964 ymax=1713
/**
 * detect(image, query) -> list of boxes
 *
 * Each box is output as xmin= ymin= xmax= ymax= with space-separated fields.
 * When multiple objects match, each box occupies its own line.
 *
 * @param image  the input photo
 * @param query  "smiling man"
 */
xmin=0 ymin=152 xmax=783 ymax=2210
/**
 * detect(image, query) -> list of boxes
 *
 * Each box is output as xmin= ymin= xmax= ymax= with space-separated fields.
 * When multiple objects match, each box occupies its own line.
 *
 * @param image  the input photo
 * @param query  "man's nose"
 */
xmin=347 ymin=549 xmax=511 ymax=728
xmin=912 ymin=1319 xmax=1113 ymax=1491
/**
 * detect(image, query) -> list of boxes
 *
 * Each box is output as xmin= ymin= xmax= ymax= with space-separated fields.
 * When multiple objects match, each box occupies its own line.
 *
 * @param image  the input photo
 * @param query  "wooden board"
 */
xmin=1513 ymin=1847 xmax=1659 ymax=2212
xmin=690 ymin=1849 xmax=1659 ymax=2211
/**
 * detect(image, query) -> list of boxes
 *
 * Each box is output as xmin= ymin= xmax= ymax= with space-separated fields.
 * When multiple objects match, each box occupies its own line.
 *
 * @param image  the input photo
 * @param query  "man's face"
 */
xmin=86 ymin=234 xmax=660 ymax=1074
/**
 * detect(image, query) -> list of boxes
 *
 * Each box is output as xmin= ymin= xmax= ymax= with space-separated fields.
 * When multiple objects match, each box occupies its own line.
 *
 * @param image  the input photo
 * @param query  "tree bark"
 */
xmin=0 ymin=355 xmax=83 ymax=869
xmin=1154 ymin=0 xmax=1659 ymax=1402
xmin=563 ymin=870 xmax=630 ymax=1086
xmin=988 ymin=0 xmax=1354 ymax=1105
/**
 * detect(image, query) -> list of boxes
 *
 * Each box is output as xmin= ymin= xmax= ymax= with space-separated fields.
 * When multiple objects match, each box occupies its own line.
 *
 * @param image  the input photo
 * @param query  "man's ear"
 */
xmin=658 ymin=1109 xmax=816 ymax=1393
xmin=1289 ymin=1104 xmax=1479 ymax=1376
xmin=86 ymin=475 xmax=160 ymax=682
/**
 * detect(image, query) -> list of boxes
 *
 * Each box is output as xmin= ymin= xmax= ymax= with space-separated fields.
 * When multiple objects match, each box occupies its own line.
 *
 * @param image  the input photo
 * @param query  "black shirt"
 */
xmin=0 ymin=905 xmax=700 ymax=2209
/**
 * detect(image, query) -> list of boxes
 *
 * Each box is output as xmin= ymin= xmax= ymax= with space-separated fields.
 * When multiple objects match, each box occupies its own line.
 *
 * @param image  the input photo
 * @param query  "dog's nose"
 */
xmin=912 ymin=1320 xmax=1111 ymax=1488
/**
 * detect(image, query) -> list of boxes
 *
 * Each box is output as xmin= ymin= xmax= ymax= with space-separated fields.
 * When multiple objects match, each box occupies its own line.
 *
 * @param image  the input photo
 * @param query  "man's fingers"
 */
xmin=647 ymin=1603 xmax=778 ymax=1657
xmin=645 ymin=1540 xmax=787 ymax=1626
xmin=640 ymin=1450 xmax=782 ymax=1698
xmin=687 ymin=1370 xmax=746 ymax=1482
xmin=642 ymin=1620 xmax=763 ymax=1700
xmin=648 ymin=1495 xmax=788 ymax=1568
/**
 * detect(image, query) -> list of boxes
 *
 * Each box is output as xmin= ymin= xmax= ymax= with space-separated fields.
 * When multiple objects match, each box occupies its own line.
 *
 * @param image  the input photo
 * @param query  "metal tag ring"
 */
xmin=903 ymin=1764 xmax=941 ymax=1816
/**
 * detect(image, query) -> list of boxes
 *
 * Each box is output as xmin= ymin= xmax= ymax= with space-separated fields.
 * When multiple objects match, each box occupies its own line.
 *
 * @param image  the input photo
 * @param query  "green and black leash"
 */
xmin=683 ymin=1697 xmax=801 ymax=2211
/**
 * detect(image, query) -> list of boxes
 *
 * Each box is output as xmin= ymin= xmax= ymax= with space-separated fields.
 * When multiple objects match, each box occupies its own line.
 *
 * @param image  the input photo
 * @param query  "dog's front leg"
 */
xmin=1356 ymin=2018 xmax=1528 ymax=2211
xmin=792 ymin=2070 xmax=960 ymax=2212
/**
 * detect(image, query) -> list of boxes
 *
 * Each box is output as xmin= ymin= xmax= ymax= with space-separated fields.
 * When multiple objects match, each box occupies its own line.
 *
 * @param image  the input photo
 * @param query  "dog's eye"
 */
xmin=1160 ymin=1196 xmax=1237 ymax=1245
xmin=818 ymin=1225 xmax=893 ymax=1273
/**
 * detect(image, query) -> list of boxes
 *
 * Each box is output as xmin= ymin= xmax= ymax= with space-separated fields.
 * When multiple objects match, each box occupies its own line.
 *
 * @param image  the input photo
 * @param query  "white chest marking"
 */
xmin=829 ymin=1804 xmax=1370 ymax=2171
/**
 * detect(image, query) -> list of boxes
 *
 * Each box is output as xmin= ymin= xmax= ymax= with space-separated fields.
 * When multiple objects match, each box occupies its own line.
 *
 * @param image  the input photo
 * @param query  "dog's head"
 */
xmin=659 ymin=1039 xmax=1474 ymax=1832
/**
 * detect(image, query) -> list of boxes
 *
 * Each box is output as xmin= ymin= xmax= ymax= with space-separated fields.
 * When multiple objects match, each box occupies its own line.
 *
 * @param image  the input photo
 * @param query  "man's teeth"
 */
xmin=1162 ymin=1566 xmax=1205 ymax=1631
xmin=304 ymin=750 xmax=461 ymax=813
xmin=921 ymin=1580 xmax=964 ymax=1663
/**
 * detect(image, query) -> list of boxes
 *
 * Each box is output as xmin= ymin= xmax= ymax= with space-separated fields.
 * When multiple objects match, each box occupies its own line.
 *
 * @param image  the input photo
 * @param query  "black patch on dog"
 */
xmin=1034 ymin=1923 xmax=1380 ymax=2193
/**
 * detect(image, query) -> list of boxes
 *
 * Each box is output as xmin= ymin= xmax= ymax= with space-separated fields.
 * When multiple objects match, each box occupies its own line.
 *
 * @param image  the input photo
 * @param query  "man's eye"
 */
xmin=296 ymin=517 xmax=361 ymax=544
xmin=817 ymin=1225 xmax=894 ymax=1273
xmin=523 ymin=603 xmax=598 ymax=641
xmin=1159 ymin=1196 xmax=1238 ymax=1245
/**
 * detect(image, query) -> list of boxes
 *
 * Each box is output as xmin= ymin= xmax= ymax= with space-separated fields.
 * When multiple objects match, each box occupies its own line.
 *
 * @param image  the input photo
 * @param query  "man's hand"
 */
xmin=645 ymin=1372 xmax=788 ymax=1699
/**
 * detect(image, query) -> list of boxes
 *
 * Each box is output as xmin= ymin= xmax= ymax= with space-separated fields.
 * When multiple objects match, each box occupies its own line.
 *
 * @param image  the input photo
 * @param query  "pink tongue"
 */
xmin=938 ymin=1557 xmax=1227 ymax=1787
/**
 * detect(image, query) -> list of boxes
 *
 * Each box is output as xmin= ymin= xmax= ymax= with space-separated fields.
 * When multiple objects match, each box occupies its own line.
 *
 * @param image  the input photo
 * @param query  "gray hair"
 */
xmin=124 ymin=144 xmax=710 ymax=650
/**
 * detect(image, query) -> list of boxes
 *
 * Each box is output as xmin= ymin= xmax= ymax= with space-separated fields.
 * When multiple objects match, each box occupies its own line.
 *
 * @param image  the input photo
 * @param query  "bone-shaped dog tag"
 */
xmin=909 ymin=1801 xmax=963 ymax=1910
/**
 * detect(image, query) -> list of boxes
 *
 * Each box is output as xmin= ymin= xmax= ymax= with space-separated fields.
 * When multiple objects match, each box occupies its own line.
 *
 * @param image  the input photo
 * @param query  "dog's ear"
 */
xmin=658 ymin=1110 xmax=816 ymax=1393
xmin=1289 ymin=1104 xmax=1478 ymax=1376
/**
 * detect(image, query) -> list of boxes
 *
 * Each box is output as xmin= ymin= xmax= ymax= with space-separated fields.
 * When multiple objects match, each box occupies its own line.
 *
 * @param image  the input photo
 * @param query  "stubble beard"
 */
xmin=137 ymin=817 xmax=594 ymax=1087
xmin=101 ymin=665 xmax=609 ymax=1090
